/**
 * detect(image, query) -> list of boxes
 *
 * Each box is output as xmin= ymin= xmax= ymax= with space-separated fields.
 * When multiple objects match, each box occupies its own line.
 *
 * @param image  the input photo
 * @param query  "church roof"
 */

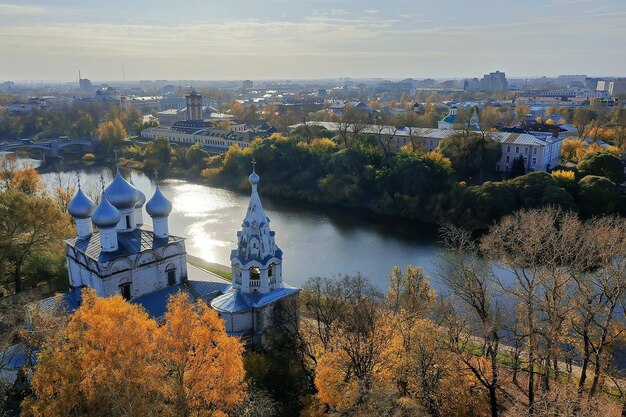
xmin=68 ymin=188 xmax=95 ymax=219
xmin=146 ymin=185 xmax=172 ymax=218
xmin=210 ymin=286 xmax=299 ymax=313
xmin=441 ymin=114 xmax=456 ymax=123
xmin=91 ymin=194 xmax=121 ymax=229
xmin=66 ymin=228 xmax=184 ymax=263
xmin=104 ymin=168 xmax=138 ymax=210
xmin=132 ymin=279 xmax=227 ymax=319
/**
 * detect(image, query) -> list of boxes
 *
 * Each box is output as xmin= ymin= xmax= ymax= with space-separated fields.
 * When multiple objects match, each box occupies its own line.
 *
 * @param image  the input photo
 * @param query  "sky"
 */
xmin=0 ymin=0 xmax=625 ymax=82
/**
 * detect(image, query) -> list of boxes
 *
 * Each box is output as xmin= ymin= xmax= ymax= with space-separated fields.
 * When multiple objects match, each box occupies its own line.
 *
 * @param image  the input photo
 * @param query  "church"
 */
xmin=60 ymin=164 xmax=299 ymax=344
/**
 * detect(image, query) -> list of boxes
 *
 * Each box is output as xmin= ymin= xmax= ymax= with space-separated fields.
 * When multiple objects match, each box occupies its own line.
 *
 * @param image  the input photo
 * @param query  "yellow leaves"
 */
xmin=307 ymin=138 xmax=337 ymax=154
xmin=561 ymin=138 xmax=621 ymax=164
xmin=156 ymin=293 xmax=245 ymax=416
xmin=24 ymin=290 xmax=246 ymax=417
xmin=561 ymin=139 xmax=585 ymax=163
xmin=9 ymin=167 xmax=44 ymax=195
xmin=97 ymin=118 xmax=126 ymax=148
xmin=552 ymin=170 xmax=575 ymax=181
xmin=387 ymin=265 xmax=435 ymax=316
xmin=315 ymin=349 xmax=359 ymax=409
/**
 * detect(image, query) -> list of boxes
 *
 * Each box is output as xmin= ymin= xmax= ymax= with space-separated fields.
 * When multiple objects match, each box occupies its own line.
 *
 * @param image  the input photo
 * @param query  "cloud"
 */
xmin=0 ymin=3 xmax=44 ymax=15
xmin=364 ymin=9 xmax=379 ymax=14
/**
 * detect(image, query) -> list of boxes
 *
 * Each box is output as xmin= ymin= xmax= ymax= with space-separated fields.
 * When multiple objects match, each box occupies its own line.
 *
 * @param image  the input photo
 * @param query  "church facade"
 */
xmin=61 ymin=165 xmax=298 ymax=343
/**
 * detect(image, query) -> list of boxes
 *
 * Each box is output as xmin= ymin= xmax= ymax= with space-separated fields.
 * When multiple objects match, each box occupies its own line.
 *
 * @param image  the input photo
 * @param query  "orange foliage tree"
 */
xmin=155 ymin=292 xmax=245 ymax=417
xmin=23 ymin=290 xmax=246 ymax=417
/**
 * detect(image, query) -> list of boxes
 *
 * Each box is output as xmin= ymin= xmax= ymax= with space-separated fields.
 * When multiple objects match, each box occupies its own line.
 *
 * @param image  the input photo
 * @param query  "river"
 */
xmin=17 ymin=157 xmax=448 ymax=291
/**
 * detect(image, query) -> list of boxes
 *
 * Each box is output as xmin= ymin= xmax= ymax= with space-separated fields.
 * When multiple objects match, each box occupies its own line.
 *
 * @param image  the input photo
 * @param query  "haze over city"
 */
xmin=1 ymin=0 xmax=625 ymax=81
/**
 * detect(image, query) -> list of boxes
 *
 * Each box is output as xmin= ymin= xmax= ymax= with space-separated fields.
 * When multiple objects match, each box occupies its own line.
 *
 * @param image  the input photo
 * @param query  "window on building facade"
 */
xmin=507 ymin=146 xmax=510 ymax=152
xmin=506 ymin=156 xmax=510 ymax=162
xmin=516 ymin=146 xmax=520 ymax=153
xmin=120 ymin=283 xmax=131 ymax=300
xmin=534 ymin=148 xmax=537 ymax=155
xmin=532 ymin=157 xmax=537 ymax=165
xmin=525 ymin=147 xmax=528 ymax=154
xmin=167 ymin=264 xmax=177 ymax=286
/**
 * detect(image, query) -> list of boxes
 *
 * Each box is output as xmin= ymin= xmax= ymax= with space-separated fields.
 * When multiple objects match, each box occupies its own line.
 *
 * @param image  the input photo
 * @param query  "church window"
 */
xmin=268 ymin=264 xmax=274 ymax=277
xmin=167 ymin=264 xmax=177 ymax=286
xmin=126 ymin=215 xmax=131 ymax=229
xmin=120 ymin=283 xmax=131 ymax=300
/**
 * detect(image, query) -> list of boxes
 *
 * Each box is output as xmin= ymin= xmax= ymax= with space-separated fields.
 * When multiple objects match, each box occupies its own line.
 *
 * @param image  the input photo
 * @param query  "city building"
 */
xmin=596 ymin=80 xmax=610 ymax=91
xmin=186 ymin=90 xmax=203 ymax=121
xmin=57 ymin=165 xmax=298 ymax=345
xmin=243 ymin=80 xmax=253 ymax=89
xmin=438 ymin=106 xmax=458 ymax=129
xmin=609 ymin=79 xmax=626 ymax=97
xmin=296 ymin=121 xmax=562 ymax=173
xmin=79 ymin=78 xmax=92 ymax=91
xmin=140 ymin=124 xmax=259 ymax=154
xmin=480 ymin=71 xmax=508 ymax=93
xmin=5 ymin=97 xmax=49 ymax=114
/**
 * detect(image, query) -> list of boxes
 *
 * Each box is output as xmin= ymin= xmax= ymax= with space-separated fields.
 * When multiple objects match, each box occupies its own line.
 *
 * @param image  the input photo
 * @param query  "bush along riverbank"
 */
xmin=119 ymin=133 xmax=626 ymax=230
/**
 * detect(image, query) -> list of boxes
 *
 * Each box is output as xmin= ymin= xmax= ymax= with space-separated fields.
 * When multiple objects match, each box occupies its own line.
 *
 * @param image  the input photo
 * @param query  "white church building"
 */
xmin=59 ymin=164 xmax=299 ymax=343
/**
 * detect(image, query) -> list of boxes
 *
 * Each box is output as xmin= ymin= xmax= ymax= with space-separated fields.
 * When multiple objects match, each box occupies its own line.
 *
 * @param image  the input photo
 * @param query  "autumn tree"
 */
xmin=229 ymin=102 xmax=245 ymax=121
xmin=439 ymin=224 xmax=501 ymax=417
xmin=561 ymin=138 xmax=586 ymax=163
xmin=97 ymin=118 xmax=126 ymax=150
xmin=481 ymin=208 xmax=556 ymax=415
xmin=312 ymin=275 xmax=388 ymax=410
xmin=155 ymin=292 xmax=246 ymax=417
xmin=573 ymin=108 xmax=598 ymax=140
xmin=24 ymin=290 xmax=247 ymax=417
xmin=0 ymin=190 xmax=73 ymax=293
xmin=23 ymin=290 xmax=161 ymax=417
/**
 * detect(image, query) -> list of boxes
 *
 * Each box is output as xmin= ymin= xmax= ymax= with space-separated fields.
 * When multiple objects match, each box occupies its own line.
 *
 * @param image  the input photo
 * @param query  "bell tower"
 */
xmin=230 ymin=163 xmax=283 ymax=294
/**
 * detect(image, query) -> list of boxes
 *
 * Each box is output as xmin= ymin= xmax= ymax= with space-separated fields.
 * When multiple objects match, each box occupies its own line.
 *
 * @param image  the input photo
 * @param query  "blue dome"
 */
xmin=68 ymin=188 xmax=95 ymax=219
xmin=104 ymin=169 xmax=138 ymax=210
xmin=92 ymin=195 xmax=121 ymax=229
xmin=146 ymin=186 xmax=172 ymax=218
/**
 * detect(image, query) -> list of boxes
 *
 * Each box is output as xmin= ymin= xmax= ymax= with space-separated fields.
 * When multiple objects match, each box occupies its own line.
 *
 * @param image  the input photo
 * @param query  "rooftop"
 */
xmin=66 ymin=228 xmax=184 ymax=263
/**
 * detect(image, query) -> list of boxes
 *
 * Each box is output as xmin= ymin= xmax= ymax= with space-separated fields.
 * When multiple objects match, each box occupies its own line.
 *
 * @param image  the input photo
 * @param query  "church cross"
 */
xmin=251 ymin=159 xmax=256 ymax=173
xmin=99 ymin=174 xmax=106 ymax=192
xmin=75 ymin=171 xmax=81 ymax=188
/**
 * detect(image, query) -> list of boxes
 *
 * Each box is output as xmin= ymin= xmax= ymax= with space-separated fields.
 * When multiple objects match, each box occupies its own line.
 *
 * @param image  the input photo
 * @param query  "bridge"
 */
xmin=0 ymin=138 xmax=97 ymax=158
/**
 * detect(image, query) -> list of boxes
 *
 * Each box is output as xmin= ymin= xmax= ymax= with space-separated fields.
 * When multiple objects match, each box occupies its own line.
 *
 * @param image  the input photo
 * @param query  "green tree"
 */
xmin=0 ymin=189 xmax=73 ymax=293
xmin=437 ymin=132 xmax=501 ymax=182
xmin=576 ymin=175 xmax=619 ymax=217
xmin=577 ymin=152 xmax=624 ymax=184
xmin=509 ymin=155 xmax=526 ymax=179
xmin=185 ymin=142 xmax=209 ymax=167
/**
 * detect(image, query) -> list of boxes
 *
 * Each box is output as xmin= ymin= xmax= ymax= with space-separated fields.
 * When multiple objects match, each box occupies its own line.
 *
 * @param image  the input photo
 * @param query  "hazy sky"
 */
xmin=0 ymin=0 xmax=625 ymax=81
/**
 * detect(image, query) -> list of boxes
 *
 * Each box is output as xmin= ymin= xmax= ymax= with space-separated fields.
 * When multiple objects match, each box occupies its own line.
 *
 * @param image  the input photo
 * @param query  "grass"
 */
xmin=186 ymin=256 xmax=232 ymax=281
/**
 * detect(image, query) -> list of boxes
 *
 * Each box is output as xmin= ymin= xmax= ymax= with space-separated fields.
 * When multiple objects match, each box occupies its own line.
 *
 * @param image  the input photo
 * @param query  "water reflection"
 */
xmin=28 ymin=159 xmax=444 ymax=290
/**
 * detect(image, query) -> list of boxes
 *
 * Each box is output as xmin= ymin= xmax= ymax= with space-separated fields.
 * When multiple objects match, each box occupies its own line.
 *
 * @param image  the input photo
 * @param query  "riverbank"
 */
xmin=186 ymin=254 xmax=232 ymax=280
